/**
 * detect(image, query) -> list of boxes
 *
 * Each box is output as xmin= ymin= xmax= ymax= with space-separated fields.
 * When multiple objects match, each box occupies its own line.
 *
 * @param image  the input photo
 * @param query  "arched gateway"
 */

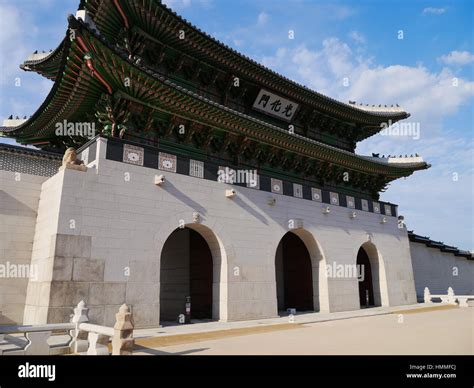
xmin=356 ymin=242 xmax=388 ymax=308
xmin=276 ymin=232 xmax=314 ymax=312
xmin=274 ymin=230 xmax=327 ymax=314
xmin=159 ymin=225 xmax=226 ymax=324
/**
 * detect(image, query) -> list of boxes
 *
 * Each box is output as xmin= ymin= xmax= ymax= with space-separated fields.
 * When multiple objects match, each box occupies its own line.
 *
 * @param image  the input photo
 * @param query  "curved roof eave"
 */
xmin=76 ymin=16 xmax=430 ymax=176
xmin=0 ymin=29 xmax=104 ymax=145
xmin=81 ymin=0 xmax=410 ymax=126
xmin=150 ymin=1 xmax=411 ymax=121
xmin=20 ymin=39 xmax=67 ymax=80
xmin=1 ymin=16 xmax=429 ymax=178
xmin=1 ymin=38 xmax=71 ymax=137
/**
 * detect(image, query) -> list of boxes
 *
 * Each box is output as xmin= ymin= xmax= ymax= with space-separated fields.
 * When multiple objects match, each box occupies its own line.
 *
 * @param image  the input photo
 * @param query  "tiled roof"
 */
xmin=27 ymin=0 xmax=410 ymax=129
xmin=408 ymin=231 xmax=473 ymax=260
xmin=0 ymin=15 xmax=429 ymax=180
xmin=0 ymin=143 xmax=61 ymax=159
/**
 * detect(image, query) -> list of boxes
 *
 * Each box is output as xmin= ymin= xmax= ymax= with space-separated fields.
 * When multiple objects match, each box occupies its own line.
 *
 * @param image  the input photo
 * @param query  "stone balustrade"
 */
xmin=0 ymin=301 xmax=134 ymax=355
xmin=0 ymin=323 xmax=75 ymax=355
xmin=423 ymin=287 xmax=474 ymax=307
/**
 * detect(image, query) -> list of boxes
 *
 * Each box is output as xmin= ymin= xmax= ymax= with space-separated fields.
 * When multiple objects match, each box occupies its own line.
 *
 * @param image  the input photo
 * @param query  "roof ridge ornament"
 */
xmin=75 ymin=9 xmax=99 ymax=34
xmin=2 ymin=117 xmax=28 ymax=127
xmin=369 ymin=154 xmax=425 ymax=164
xmin=348 ymin=100 xmax=406 ymax=113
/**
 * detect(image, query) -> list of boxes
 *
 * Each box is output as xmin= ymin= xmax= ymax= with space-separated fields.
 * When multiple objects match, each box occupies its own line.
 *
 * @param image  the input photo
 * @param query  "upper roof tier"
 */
xmin=21 ymin=0 xmax=410 ymax=135
xmin=1 ymin=15 xmax=429 ymax=182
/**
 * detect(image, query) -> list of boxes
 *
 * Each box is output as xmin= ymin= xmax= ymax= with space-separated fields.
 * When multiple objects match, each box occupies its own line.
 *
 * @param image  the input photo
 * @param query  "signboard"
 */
xmin=252 ymin=89 xmax=299 ymax=122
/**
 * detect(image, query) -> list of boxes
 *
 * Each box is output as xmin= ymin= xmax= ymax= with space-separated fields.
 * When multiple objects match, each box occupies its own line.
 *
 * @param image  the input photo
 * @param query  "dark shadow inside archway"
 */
xmin=160 ymin=227 xmax=213 ymax=324
xmin=275 ymin=232 xmax=314 ymax=313
xmin=357 ymin=246 xmax=376 ymax=308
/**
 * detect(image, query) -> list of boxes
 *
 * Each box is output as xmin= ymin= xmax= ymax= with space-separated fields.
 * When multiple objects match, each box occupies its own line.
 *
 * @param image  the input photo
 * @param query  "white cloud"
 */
xmin=0 ymin=4 xmax=38 ymax=87
xmin=262 ymin=39 xmax=474 ymax=130
xmin=257 ymin=11 xmax=269 ymax=26
xmin=0 ymin=3 xmax=53 ymax=120
xmin=345 ymin=66 xmax=474 ymax=125
xmin=328 ymin=5 xmax=356 ymax=20
xmin=262 ymin=39 xmax=359 ymax=95
xmin=261 ymin=37 xmax=474 ymax=249
xmin=438 ymin=50 xmax=474 ymax=66
xmin=422 ymin=7 xmax=446 ymax=15
xmin=348 ymin=31 xmax=366 ymax=45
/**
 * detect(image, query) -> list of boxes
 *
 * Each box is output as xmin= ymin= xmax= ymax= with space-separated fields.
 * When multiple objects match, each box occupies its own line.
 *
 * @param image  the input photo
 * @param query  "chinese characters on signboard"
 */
xmin=252 ymin=89 xmax=299 ymax=122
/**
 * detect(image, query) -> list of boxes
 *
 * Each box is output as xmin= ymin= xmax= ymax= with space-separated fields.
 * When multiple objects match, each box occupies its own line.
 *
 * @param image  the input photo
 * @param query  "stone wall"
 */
xmin=0 ymin=170 xmax=47 ymax=324
xmin=3 ymin=138 xmax=471 ymax=328
xmin=410 ymin=243 xmax=473 ymax=300
xmin=22 ymin=138 xmax=418 ymax=327
xmin=23 ymin=170 xmax=64 ymax=324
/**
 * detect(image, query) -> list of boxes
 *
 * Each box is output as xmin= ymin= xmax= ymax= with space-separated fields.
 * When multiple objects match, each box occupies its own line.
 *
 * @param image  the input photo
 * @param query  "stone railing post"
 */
xmin=423 ymin=287 xmax=431 ymax=304
xmin=112 ymin=304 xmax=134 ymax=355
xmin=87 ymin=332 xmax=110 ymax=355
xmin=447 ymin=287 xmax=456 ymax=304
xmin=69 ymin=300 xmax=89 ymax=354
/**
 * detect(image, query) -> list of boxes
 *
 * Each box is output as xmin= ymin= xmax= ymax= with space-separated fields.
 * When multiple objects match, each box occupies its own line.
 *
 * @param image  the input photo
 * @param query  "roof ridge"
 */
xmin=155 ymin=0 xmax=409 ymax=119
xmin=408 ymin=231 xmax=473 ymax=260
xmin=1 ymin=15 xmax=428 ymax=178
xmin=0 ymin=142 xmax=62 ymax=158
xmin=76 ymin=20 xmax=425 ymax=172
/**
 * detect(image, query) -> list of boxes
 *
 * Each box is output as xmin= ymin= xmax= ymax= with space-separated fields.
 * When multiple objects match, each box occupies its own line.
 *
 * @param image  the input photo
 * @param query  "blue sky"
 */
xmin=0 ymin=0 xmax=473 ymax=250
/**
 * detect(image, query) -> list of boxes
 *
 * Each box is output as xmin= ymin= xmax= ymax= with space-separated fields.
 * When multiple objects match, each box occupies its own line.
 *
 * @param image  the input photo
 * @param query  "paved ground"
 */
xmin=133 ymin=302 xmax=450 ymax=338
xmin=134 ymin=307 xmax=473 ymax=355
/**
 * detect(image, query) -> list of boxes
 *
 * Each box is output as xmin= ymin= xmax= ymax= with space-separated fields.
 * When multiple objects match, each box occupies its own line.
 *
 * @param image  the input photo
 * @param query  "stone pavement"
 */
xmin=0 ymin=303 xmax=468 ymax=354
xmin=133 ymin=303 xmax=452 ymax=339
xmin=133 ymin=305 xmax=472 ymax=355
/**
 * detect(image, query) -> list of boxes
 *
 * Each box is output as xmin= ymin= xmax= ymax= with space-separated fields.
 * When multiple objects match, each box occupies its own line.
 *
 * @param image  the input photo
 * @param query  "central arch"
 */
xmin=357 ymin=246 xmax=374 ymax=307
xmin=274 ymin=229 xmax=328 ymax=314
xmin=276 ymin=232 xmax=314 ymax=311
xmin=159 ymin=224 xmax=226 ymax=324
xmin=356 ymin=241 xmax=388 ymax=308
